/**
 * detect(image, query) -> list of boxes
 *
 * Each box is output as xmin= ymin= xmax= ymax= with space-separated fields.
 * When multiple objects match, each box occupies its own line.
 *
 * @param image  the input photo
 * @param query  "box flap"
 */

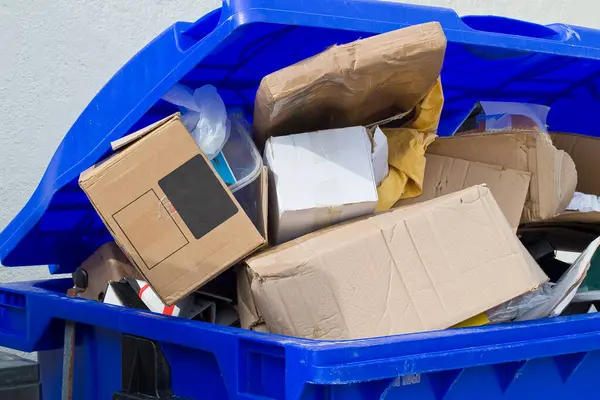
xmin=520 ymin=132 xmax=600 ymax=225
xmin=111 ymin=114 xmax=181 ymax=151
xmin=428 ymin=131 xmax=577 ymax=222
xmin=394 ymin=154 xmax=530 ymax=231
xmin=551 ymin=132 xmax=600 ymax=196
xmin=237 ymin=266 xmax=269 ymax=332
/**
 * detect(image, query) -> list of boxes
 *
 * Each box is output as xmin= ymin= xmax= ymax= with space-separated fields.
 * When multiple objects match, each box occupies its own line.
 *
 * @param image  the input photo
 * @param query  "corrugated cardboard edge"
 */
xmin=530 ymin=132 xmax=577 ymax=221
xmin=237 ymin=166 xmax=271 ymax=333
xmin=428 ymin=130 xmax=577 ymax=222
xmin=79 ymin=113 xmax=182 ymax=188
xmin=111 ymin=113 xmax=181 ymax=151
xmin=394 ymin=154 xmax=531 ymax=231
xmin=551 ymin=132 xmax=599 ymax=195
xmin=522 ymin=211 xmax=600 ymax=225
xmin=237 ymin=266 xmax=269 ymax=332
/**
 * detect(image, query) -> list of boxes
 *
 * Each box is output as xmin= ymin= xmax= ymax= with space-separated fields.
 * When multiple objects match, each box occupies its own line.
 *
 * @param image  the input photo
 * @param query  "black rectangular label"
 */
xmin=158 ymin=154 xmax=238 ymax=239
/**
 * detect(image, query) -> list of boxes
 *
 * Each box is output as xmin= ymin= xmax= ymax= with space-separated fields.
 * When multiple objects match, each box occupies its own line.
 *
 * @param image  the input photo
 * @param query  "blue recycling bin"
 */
xmin=3 ymin=0 xmax=600 ymax=398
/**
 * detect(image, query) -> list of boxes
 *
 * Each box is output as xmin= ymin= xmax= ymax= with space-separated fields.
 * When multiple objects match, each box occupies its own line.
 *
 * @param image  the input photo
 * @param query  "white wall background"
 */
xmin=0 ymin=0 xmax=597 ymax=356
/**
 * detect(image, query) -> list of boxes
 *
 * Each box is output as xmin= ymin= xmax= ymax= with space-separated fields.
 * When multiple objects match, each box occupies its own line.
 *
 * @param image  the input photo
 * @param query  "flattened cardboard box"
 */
xmin=253 ymin=22 xmax=446 ymax=145
xmin=427 ymin=130 xmax=577 ymax=223
xmin=80 ymin=114 xmax=265 ymax=305
xmin=547 ymin=132 xmax=600 ymax=224
xmin=242 ymin=185 xmax=547 ymax=340
xmin=520 ymin=133 xmax=600 ymax=251
xmin=394 ymin=154 xmax=531 ymax=231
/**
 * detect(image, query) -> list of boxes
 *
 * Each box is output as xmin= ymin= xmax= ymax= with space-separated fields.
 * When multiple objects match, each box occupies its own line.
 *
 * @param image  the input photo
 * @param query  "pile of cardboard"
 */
xmin=71 ymin=22 xmax=600 ymax=341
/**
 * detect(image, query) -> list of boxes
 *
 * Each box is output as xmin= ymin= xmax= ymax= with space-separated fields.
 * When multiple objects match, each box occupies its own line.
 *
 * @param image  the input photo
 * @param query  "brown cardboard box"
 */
xmin=394 ymin=154 xmax=531 ymax=231
xmin=253 ymin=22 xmax=446 ymax=145
xmin=79 ymin=114 xmax=266 ymax=305
xmin=427 ymin=131 xmax=577 ymax=223
xmin=519 ymin=133 xmax=600 ymax=252
xmin=241 ymin=185 xmax=547 ymax=340
xmin=78 ymin=242 xmax=141 ymax=301
xmin=549 ymin=132 xmax=600 ymax=224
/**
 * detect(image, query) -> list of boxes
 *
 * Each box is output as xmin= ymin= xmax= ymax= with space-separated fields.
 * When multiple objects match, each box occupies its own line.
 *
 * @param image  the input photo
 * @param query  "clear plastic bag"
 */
xmin=476 ymin=101 xmax=550 ymax=133
xmin=162 ymin=83 xmax=230 ymax=159
xmin=487 ymin=283 xmax=554 ymax=323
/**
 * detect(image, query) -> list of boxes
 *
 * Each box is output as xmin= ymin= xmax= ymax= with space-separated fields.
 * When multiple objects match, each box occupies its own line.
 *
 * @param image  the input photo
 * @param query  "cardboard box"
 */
xmin=546 ymin=132 xmax=600 ymax=224
xmin=80 ymin=114 xmax=266 ymax=305
xmin=237 ymin=265 xmax=269 ymax=333
xmin=519 ymin=133 xmax=600 ymax=252
xmin=394 ymin=154 xmax=531 ymax=231
xmin=264 ymin=126 xmax=378 ymax=245
xmin=253 ymin=22 xmax=446 ymax=145
xmin=241 ymin=185 xmax=547 ymax=340
xmin=78 ymin=242 xmax=141 ymax=301
xmin=427 ymin=131 xmax=577 ymax=223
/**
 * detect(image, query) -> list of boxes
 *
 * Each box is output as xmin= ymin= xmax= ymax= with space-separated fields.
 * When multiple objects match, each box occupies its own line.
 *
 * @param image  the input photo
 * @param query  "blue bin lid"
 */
xmin=4 ymin=0 xmax=600 ymax=273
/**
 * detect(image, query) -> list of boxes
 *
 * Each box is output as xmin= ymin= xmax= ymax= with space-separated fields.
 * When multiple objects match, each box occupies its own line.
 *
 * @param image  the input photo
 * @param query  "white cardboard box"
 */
xmin=264 ymin=126 xmax=378 ymax=244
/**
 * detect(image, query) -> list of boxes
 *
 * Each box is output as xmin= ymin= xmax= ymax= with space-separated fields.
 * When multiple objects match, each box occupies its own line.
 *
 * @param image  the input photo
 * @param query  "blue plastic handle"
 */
xmin=462 ymin=15 xmax=562 ymax=40
xmin=214 ymin=0 xmax=600 ymax=58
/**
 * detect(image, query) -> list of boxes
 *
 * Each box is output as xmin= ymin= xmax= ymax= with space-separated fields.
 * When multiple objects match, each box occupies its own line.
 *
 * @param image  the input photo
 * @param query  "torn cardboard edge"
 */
xmin=519 ymin=132 xmax=600 ymax=230
xmin=237 ymin=265 xmax=268 ymax=332
xmin=540 ymin=132 xmax=600 ymax=225
xmin=394 ymin=153 xmax=531 ymax=231
xmin=78 ymin=242 xmax=142 ymax=301
xmin=110 ymin=114 xmax=180 ymax=151
xmin=427 ymin=129 xmax=577 ymax=223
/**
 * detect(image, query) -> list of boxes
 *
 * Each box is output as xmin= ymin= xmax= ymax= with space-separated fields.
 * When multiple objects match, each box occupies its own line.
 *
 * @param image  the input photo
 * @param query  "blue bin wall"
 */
xmin=2 ymin=279 xmax=600 ymax=399
xmin=3 ymin=0 xmax=600 ymax=398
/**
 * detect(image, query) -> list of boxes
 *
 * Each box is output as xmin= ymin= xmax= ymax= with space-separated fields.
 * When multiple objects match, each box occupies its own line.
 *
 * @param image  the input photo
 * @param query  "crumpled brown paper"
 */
xmin=253 ymin=22 xmax=447 ymax=147
xmin=376 ymin=78 xmax=444 ymax=211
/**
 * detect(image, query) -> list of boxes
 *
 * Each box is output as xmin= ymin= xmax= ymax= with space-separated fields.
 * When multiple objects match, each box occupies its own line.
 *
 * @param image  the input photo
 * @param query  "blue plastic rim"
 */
xmin=2 ymin=279 xmax=600 ymax=399
xmin=4 ymin=0 xmax=600 ymax=273
xmin=3 ymin=1 xmax=600 ymax=398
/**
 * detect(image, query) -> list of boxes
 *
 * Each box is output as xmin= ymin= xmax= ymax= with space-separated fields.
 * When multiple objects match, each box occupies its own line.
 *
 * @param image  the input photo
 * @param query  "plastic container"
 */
xmin=220 ymin=110 xmax=263 ymax=228
xmin=221 ymin=110 xmax=263 ymax=194
xmin=4 ymin=0 xmax=600 ymax=398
